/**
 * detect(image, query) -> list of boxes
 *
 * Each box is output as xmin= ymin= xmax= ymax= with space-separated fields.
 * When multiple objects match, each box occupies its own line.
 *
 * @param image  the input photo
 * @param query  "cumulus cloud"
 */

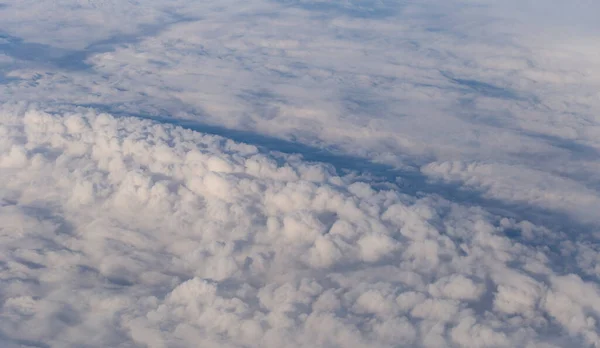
xmin=0 ymin=105 xmax=599 ymax=347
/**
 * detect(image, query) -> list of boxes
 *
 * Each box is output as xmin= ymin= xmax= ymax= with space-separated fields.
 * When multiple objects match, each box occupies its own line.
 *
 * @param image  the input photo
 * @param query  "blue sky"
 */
xmin=0 ymin=1 xmax=600 ymax=347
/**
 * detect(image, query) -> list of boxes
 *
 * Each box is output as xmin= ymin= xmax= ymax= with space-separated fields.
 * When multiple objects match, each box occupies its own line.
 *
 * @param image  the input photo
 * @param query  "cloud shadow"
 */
xmin=275 ymin=0 xmax=402 ymax=19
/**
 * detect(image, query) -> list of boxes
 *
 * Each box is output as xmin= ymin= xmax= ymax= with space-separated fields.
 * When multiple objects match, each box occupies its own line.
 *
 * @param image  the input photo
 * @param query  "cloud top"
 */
xmin=0 ymin=105 xmax=599 ymax=347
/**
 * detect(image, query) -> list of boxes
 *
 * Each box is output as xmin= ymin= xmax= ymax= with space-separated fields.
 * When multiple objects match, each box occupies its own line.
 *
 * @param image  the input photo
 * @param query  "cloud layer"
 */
xmin=1 ymin=1 xmax=600 ymax=347
xmin=1 ymin=106 xmax=599 ymax=347
xmin=1 ymin=0 xmax=600 ymax=228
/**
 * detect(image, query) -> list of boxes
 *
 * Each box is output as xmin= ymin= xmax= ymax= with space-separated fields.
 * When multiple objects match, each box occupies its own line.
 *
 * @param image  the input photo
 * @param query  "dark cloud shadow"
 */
xmin=0 ymin=332 xmax=50 ymax=348
xmin=442 ymin=72 xmax=523 ymax=100
xmin=521 ymin=131 xmax=600 ymax=162
xmin=275 ymin=0 xmax=402 ymax=19
xmin=342 ymin=90 xmax=389 ymax=117
xmin=0 ymin=72 xmax=18 ymax=84
xmin=0 ymin=33 xmax=91 ymax=70
xmin=450 ymin=77 xmax=521 ymax=100
xmin=0 ymin=14 xmax=198 ymax=72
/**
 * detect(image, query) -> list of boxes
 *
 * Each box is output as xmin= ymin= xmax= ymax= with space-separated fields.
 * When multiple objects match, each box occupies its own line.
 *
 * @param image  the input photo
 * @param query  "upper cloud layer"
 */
xmin=1 ymin=0 xmax=599 ymax=228
xmin=0 ymin=105 xmax=599 ymax=347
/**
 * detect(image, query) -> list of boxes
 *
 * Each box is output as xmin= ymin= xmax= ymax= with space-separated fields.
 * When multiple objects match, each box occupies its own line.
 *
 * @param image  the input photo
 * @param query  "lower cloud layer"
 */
xmin=0 ymin=105 xmax=599 ymax=347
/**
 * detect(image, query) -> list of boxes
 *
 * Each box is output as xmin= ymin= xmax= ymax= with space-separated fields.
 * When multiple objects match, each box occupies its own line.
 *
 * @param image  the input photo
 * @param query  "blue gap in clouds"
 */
xmin=275 ymin=0 xmax=402 ymax=19
xmin=0 ymin=33 xmax=91 ymax=71
xmin=0 ymin=13 xmax=198 ymax=72
xmin=521 ymin=131 xmax=600 ymax=162
xmin=0 ymin=71 xmax=18 ymax=84
xmin=441 ymin=71 xmax=523 ymax=100
xmin=0 ymin=332 xmax=50 ymax=348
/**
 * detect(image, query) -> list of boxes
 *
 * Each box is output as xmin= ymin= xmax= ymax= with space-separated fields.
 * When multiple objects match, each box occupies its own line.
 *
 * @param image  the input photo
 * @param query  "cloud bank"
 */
xmin=1 ymin=0 xmax=600 ymax=347
xmin=0 ymin=106 xmax=599 ymax=347
xmin=1 ymin=0 xmax=600 ymax=229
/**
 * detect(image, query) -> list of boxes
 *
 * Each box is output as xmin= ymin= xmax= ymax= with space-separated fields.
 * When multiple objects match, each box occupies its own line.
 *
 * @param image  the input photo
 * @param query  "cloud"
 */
xmin=0 ymin=106 xmax=599 ymax=347
xmin=1 ymin=1 xmax=600 ymax=347
xmin=422 ymin=160 xmax=600 ymax=225
xmin=2 ymin=0 xmax=599 ymax=231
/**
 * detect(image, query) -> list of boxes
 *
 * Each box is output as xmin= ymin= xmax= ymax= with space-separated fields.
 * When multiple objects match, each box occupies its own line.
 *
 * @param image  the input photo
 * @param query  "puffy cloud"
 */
xmin=0 ymin=106 xmax=598 ymax=347
xmin=428 ymin=274 xmax=485 ymax=301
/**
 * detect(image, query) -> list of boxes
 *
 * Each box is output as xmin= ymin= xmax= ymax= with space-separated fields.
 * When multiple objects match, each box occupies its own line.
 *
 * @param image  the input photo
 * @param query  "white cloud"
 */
xmin=1 ymin=0 xmax=600 ymax=347
xmin=0 ymin=106 xmax=598 ymax=346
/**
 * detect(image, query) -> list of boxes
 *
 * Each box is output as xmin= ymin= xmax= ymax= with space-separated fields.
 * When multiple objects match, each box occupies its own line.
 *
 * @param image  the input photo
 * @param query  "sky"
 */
xmin=1 ymin=1 xmax=600 ymax=347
